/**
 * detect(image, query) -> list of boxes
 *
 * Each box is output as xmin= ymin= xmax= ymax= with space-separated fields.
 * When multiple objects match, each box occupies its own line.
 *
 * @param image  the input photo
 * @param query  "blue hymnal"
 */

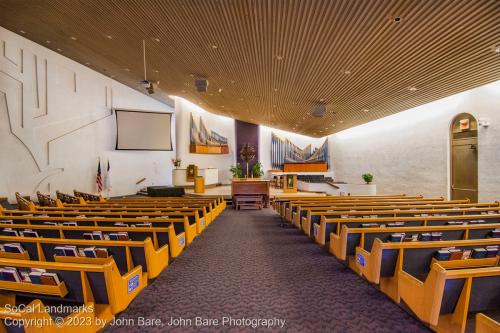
xmin=471 ymin=248 xmax=487 ymax=259
xmin=419 ymin=233 xmax=432 ymax=241
xmin=434 ymin=250 xmax=451 ymax=261
xmin=53 ymin=246 xmax=66 ymax=256
xmin=390 ymin=233 xmax=405 ymax=242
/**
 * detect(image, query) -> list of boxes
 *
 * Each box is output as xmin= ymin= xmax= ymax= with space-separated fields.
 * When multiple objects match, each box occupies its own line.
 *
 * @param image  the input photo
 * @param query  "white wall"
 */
xmin=174 ymin=97 xmax=236 ymax=184
xmin=0 ymin=27 xmax=175 ymax=202
xmin=259 ymin=126 xmax=328 ymax=172
xmin=329 ymin=80 xmax=500 ymax=201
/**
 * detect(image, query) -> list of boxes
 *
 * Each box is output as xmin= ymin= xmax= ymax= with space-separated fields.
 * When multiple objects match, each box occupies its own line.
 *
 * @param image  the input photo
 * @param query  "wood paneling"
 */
xmin=1 ymin=0 xmax=499 ymax=136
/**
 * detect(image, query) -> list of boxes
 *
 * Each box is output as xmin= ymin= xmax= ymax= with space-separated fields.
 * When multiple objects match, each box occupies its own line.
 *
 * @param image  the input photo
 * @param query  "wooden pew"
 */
xmin=331 ymin=223 xmax=500 ymax=263
xmin=285 ymin=198 xmax=467 ymax=223
xmin=325 ymin=214 xmax=500 ymax=250
xmin=295 ymin=201 xmax=499 ymax=228
xmin=354 ymin=238 xmax=500 ymax=303
xmin=399 ymin=263 xmax=500 ymax=333
xmin=0 ymin=219 xmax=185 ymax=258
xmin=281 ymin=196 xmax=449 ymax=221
xmin=313 ymin=207 xmax=500 ymax=245
xmin=0 ymin=235 xmax=168 ymax=279
xmin=1 ymin=208 xmax=207 ymax=236
xmin=0 ymin=257 xmax=147 ymax=315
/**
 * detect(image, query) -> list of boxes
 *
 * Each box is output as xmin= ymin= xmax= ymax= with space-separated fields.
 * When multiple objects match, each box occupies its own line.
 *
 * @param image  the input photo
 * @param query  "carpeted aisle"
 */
xmin=106 ymin=208 xmax=430 ymax=333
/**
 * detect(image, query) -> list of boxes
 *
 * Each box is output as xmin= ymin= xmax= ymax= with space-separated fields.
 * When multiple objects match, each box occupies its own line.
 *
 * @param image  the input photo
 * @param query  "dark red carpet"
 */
xmin=106 ymin=208 xmax=430 ymax=332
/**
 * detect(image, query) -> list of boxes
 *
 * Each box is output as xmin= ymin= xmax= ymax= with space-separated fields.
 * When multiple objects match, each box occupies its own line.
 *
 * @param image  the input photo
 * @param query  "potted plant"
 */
xmin=362 ymin=173 xmax=374 ymax=184
xmin=171 ymin=158 xmax=181 ymax=168
xmin=230 ymin=164 xmax=243 ymax=179
xmin=251 ymin=162 xmax=264 ymax=178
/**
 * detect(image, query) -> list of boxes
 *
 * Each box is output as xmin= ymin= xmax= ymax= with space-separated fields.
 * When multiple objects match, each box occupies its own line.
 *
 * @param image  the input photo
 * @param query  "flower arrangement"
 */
xmin=171 ymin=158 xmax=181 ymax=168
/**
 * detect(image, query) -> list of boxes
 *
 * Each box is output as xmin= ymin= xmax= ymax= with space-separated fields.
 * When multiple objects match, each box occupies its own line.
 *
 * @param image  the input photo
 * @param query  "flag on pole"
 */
xmin=96 ymin=160 xmax=103 ymax=193
xmin=104 ymin=160 xmax=112 ymax=192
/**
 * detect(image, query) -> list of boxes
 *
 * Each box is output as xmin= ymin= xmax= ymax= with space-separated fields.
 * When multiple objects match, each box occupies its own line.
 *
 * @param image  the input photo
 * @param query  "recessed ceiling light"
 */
xmin=105 ymin=35 xmax=113 ymax=39
xmin=493 ymin=45 xmax=500 ymax=53
xmin=343 ymin=69 xmax=351 ymax=75
xmin=220 ymin=105 xmax=225 ymax=108
xmin=85 ymin=62 xmax=90 ymax=65
xmin=339 ymin=120 xmax=344 ymax=123
xmin=275 ymin=55 xmax=284 ymax=61
xmin=211 ymin=44 xmax=218 ymax=49
xmin=19 ymin=30 xmax=26 ymax=34
xmin=408 ymin=86 xmax=418 ymax=92
xmin=56 ymin=48 xmax=62 ymax=52
xmin=273 ymin=88 xmax=278 ymax=92
xmin=319 ymin=98 xmax=325 ymax=102
xmin=153 ymin=38 xmax=160 ymax=42
xmin=218 ymin=88 xmax=223 ymax=93
xmin=70 ymin=36 xmax=77 ymax=40
xmin=45 ymin=40 xmax=51 ymax=44
xmin=153 ymin=69 xmax=159 ymax=73
xmin=124 ymin=68 xmax=130 ymax=71
xmin=363 ymin=109 xmax=370 ymax=112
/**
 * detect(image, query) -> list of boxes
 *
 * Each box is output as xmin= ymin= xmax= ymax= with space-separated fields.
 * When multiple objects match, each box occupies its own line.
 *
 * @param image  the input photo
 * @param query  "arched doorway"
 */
xmin=450 ymin=113 xmax=478 ymax=202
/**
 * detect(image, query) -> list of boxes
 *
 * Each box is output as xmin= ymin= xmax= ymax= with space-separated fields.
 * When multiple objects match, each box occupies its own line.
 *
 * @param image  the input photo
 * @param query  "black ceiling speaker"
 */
xmin=195 ymin=79 xmax=208 ymax=92
xmin=312 ymin=103 xmax=326 ymax=117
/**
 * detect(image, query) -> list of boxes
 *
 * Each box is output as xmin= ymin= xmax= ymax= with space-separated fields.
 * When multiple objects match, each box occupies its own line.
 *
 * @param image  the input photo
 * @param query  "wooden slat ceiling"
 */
xmin=1 ymin=0 xmax=499 ymax=137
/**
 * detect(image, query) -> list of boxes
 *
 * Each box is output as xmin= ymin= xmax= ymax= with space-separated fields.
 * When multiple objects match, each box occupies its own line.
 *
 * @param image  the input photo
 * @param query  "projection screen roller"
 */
xmin=115 ymin=110 xmax=173 ymax=150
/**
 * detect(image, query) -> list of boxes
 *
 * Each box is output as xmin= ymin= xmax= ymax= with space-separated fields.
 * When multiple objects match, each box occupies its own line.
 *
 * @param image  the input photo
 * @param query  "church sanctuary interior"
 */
xmin=1 ymin=0 xmax=500 ymax=332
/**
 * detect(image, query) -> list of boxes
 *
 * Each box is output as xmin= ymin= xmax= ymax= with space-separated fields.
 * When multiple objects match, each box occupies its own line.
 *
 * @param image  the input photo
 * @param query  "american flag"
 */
xmin=96 ymin=160 xmax=103 ymax=193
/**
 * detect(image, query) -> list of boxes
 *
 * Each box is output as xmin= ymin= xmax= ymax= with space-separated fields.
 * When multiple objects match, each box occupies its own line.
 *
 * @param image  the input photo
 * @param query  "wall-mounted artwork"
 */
xmin=190 ymin=113 xmax=229 ymax=154
xmin=271 ymin=133 xmax=329 ymax=171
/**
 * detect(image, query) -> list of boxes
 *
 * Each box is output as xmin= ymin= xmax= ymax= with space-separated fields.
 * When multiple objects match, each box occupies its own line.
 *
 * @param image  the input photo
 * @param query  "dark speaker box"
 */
xmin=147 ymin=186 xmax=185 ymax=197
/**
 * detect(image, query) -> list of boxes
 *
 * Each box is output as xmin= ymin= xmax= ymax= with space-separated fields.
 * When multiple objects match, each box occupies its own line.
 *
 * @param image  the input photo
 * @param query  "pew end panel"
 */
xmin=475 ymin=313 xmax=500 ymax=333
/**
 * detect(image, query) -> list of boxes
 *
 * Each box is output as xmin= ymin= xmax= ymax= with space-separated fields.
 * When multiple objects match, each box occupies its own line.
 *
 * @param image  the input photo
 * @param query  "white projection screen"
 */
xmin=115 ymin=109 xmax=173 ymax=150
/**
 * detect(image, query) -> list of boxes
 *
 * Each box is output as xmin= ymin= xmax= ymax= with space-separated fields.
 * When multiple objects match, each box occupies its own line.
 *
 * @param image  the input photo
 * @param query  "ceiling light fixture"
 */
xmin=363 ymin=109 xmax=370 ymax=112
xmin=153 ymin=38 xmax=160 ymax=42
xmin=343 ymin=70 xmax=351 ymax=75
xmin=85 ymin=62 xmax=90 ymax=65
xmin=124 ymin=68 xmax=130 ymax=72
xmin=19 ymin=30 xmax=26 ymax=34
xmin=211 ymin=44 xmax=218 ymax=49
xmin=408 ymin=86 xmax=418 ymax=92
xmin=275 ymin=55 xmax=284 ymax=61
xmin=105 ymin=35 xmax=113 ymax=39
xmin=56 ymin=48 xmax=62 ymax=52
xmin=493 ymin=45 xmax=500 ymax=53
xmin=218 ymin=88 xmax=223 ymax=93
xmin=45 ymin=40 xmax=51 ymax=44
xmin=70 ymin=36 xmax=77 ymax=40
